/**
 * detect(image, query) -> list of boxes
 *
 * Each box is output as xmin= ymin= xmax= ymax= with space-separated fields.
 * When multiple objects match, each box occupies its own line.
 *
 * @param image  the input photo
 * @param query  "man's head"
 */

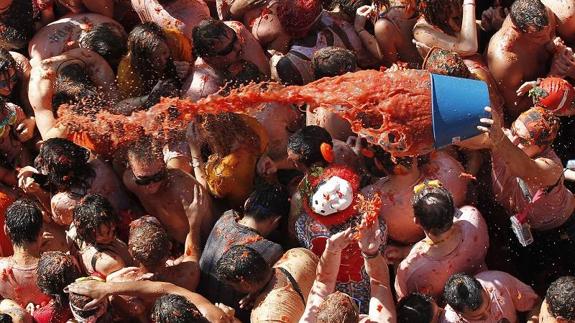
xmin=316 ymin=291 xmax=359 ymax=323
xmin=287 ymin=125 xmax=333 ymax=171
xmin=36 ymin=138 xmax=92 ymax=191
xmin=312 ymin=47 xmax=358 ymax=80
xmin=5 ymin=199 xmax=43 ymax=247
xmin=151 ymin=294 xmax=209 ymax=323
xmin=216 ymin=245 xmax=273 ymax=294
xmin=411 ymin=183 xmax=455 ymax=236
xmin=192 ymin=19 xmax=242 ymax=68
xmin=37 ymin=251 xmax=81 ymax=306
xmin=128 ymin=216 xmax=170 ymax=271
xmin=69 ymin=280 xmax=109 ymax=323
xmin=444 ymin=273 xmax=489 ymax=321
xmin=423 ymin=47 xmax=471 ymax=78
xmin=243 ymin=185 xmax=290 ymax=235
xmin=277 ymin=0 xmax=323 ymax=38
xmin=417 ymin=0 xmax=463 ymax=35
xmin=127 ymin=136 xmax=167 ymax=194
xmin=0 ymin=48 xmax=18 ymax=97
xmin=546 ymin=276 xmax=575 ymax=322
xmin=73 ymin=194 xmax=119 ymax=245
xmin=510 ymin=0 xmax=550 ymax=34
xmin=79 ymin=23 xmax=127 ymax=68
xmin=398 ymin=293 xmax=440 ymax=323
xmin=510 ymin=106 xmax=560 ymax=157
xmin=128 ymin=23 xmax=171 ymax=74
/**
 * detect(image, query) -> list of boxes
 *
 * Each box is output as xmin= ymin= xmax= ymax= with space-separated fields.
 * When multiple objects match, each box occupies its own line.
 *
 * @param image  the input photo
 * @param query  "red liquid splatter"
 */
xmin=57 ymin=69 xmax=435 ymax=157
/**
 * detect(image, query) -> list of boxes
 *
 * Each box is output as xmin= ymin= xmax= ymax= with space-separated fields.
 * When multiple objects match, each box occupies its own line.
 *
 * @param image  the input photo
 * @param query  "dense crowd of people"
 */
xmin=0 ymin=0 xmax=574 ymax=322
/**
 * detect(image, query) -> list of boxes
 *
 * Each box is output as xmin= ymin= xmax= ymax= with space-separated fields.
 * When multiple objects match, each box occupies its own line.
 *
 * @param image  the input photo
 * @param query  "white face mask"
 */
xmin=311 ymin=176 xmax=354 ymax=216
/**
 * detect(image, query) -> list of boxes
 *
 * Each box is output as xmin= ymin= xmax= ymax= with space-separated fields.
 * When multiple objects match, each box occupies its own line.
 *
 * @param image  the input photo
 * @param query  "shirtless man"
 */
xmin=108 ymin=214 xmax=201 ymax=292
xmin=123 ymin=137 xmax=213 ymax=250
xmin=355 ymin=0 xmax=422 ymax=67
xmin=183 ymin=19 xmax=270 ymax=100
xmin=486 ymin=0 xmax=570 ymax=123
xmin=130 ymin=0 xmax=210 ymax=40
xmin=28 ymin=13 xmax=127 ymax=67
xmin=27 ymin=48 xmax=116 ymax=139
xmin=395 ymin=183 xmax=489 ymax=300
xmin=361 ymin=151 xmax=469 ymax=249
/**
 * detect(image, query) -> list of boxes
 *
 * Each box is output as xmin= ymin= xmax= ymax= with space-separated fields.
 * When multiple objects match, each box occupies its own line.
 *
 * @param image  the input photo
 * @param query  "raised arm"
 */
xmin=67 ymin=280 xmax=232 ymax=323
xmin=357 ymin=216 xmax=395 ymax=323
xmin=478 ymin=107 xmax=563 ymax=188
xmin=413 ymin=0 xmax=478 ymax=56
xmin=355 ymin=6 xmax=385 ymax=62
xmin=299 ymin=228 xmax=354 ymax=323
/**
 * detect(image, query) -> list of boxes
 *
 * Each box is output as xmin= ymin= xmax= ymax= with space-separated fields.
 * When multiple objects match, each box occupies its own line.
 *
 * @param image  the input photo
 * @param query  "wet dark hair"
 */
xmin=288 ymin=126 xmax=333 ymax=168
xmin=0 ymin=0 xmax=34 ymax=50
xmin=546 ymin=276 xmax=575 ymax=320
xmin=423 ymin=48 xmax=471 ymax=78
xmin=5 ymin=199 xmax=43 ymax=246
xmin=192 ymin=19 xmax=233 ymax=58
xmin=35 ymin=138 xmax=94 ymax=191
xmin=411 ymin=184 xmax=455 ymax=235
xmin=79 ymin=23 xmax=127 ymax=67
xmin=417 ymin=0 xmax=461 ymax=35
xmin=69 ymin=292 xmax=99 ymax=319
xmin=510 ymin=0 xmax=549 ymax=33
xmin=128 ymin=218 xmax=170 ymax=270
xmin=244 ymin=184 xmax=290 ymax=220
xmin=127 ymin=22 xmax=178 ymax=92
xmin=222 ymin=61 xmax=266 ymax=92
xmin=316 ymin=291 xmax=359 ymax=323
xmin=329 ymin=0 xmax=371 ymax=18
xmin=73 ymin=194 xmax=120 ymax=245
xmin=397 ymin=293 xmax=435 ymax=323
xmin=0 ymin=314 xmax=11 ymax=323
xmin=151 ymin=294 xmax=209 ymax=323
xmin=312 ymin=47 xmax=358 ymax=80
xmin=444 ymin=273 xmax=484 ymax=313
xmin=52 ymin=63 xmax=100 ymax=114
xmin=126 ymin=135 xmax=164 ymax=167
xmin=37 ymin=251 xmax=81 ymax=314
xmin=216 ymin=245 xmax=271 ymax=290
xmin=0 ymin=48 xmax=17 ymax=86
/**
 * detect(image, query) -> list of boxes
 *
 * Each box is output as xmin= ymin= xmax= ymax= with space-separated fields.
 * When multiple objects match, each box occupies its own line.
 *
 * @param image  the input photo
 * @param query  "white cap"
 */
xmin=311 ymin=176 xmax=354 ymax=216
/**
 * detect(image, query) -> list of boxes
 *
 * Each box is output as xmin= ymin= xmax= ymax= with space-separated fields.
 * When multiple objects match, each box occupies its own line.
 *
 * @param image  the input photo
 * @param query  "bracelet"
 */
xmin=361 ymin=250 xmax=379 ymax=259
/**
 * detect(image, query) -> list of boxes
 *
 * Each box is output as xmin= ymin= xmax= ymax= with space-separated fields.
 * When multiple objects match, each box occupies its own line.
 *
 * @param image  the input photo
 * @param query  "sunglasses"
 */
xmin=213 ymin=31 xmax=238 ymax=57
xmin=0 ymin=72 xmax=17 ymax=90
xmin=134 ymin=169 xmax=166 ymax=186
xmin=0 ymin=109 xmax=17 ymax=138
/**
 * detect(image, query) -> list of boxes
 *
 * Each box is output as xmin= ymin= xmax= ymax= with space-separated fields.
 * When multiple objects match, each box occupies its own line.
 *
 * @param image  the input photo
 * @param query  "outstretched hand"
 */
xmin=65 ymin=279 xmax=108 ymax=311
xmin=357 ymin=215 xmax=384 ymax=256
xmin=477 ymin=106 xmax=505 ymax=148
xmin=327 ymin=227 xmax=354 ymax=252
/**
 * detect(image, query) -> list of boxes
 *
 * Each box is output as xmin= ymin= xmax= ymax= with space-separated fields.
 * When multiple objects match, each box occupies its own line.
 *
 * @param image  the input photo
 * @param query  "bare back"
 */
xmin=28 ymin=13 xmax=125 ymax=63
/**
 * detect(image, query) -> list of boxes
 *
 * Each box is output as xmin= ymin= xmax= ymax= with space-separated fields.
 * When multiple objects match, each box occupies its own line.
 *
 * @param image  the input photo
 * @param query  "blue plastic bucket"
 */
xmin=431 ymin=74 xmax=490 ymax=148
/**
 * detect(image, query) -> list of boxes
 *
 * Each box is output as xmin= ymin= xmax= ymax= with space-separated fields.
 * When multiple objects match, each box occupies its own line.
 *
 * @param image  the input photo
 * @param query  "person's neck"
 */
xmin=424 ymin=226 xmax=461 ymax=257
xmin=11 ymin=244 xmax=40 ymax=266
xmin=237 ymin=217 xmax=266 ymax=237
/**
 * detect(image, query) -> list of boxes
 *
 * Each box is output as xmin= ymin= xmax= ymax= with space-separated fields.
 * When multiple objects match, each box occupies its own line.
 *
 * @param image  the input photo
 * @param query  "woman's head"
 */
xmin=277 ymin=0 xmax=323 ymax=38
xmin=417 ymin=0 xmax=462 ymax=35
xmin=151 ymin=294 xmax=209 ymax=323
xmin=35 ymin=138 xmax=93 ymax=191
xmin=194 ymin=112 xmax=260 ymax=156
xmin=37 ymin=252 xmax=80 ymax=307
xmin=73 ymin=194 xmax=119 ymax=245
xmin=444 ymin=274 xmax=488 ymax=320
xmin=128 ymin=23 xmax=171 ymax=77
xmin=0 ymin=49 xmax=18 ymax=97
